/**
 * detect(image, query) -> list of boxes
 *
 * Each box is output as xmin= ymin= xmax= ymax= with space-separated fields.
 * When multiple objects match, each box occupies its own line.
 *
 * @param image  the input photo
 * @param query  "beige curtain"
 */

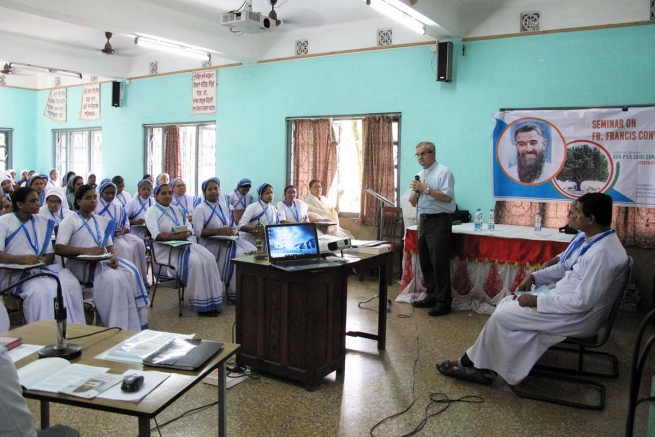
xmin=292 ymin=119 xmax=338 ymax=199
xmin=359 ymin=115 xmax=394 ymax=226
xmin=495 ymin=200 xmax=655 ymax=248
xmin=163 ymin=125 xmax=181 ymax=179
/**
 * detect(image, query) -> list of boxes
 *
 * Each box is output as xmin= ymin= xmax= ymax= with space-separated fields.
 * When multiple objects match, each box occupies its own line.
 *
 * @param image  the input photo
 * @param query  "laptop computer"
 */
xmin=266 ymin=222 xmax=340 ymax=271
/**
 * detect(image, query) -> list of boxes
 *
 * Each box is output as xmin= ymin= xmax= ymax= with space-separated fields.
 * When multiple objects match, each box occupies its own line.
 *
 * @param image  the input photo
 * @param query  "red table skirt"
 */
xmin=403 ymin=229 xmax=568 ymax=266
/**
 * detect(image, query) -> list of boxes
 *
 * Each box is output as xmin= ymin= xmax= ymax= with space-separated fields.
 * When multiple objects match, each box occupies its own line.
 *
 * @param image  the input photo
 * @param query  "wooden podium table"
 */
xmin=3 ymin=321 xmax=240 ymax=437
xmin=232 ymin=251 xmax=391 ymax=390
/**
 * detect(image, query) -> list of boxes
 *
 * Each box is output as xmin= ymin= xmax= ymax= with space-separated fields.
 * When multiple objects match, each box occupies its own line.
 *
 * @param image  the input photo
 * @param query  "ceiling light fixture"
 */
xmin=8 ymin=62 xmax=82 ymax=79
xmin=134 ymin=36 xmax=211 ymax=61
xmin=364 ymin=0 xmax=429 ymax=35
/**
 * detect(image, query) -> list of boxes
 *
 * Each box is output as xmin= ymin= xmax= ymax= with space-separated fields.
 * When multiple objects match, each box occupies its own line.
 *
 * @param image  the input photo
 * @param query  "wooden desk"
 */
xmin=4 ymin=321 xmax=240 ymax=437
xmin=232 ymin=252 xmax=391 ymax=390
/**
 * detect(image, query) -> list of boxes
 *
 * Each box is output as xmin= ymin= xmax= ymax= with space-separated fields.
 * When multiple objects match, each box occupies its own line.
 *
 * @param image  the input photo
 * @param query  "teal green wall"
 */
xmin=0 ymin=86 xmax=36 ymax=171
xmin=2 ymin=24 xmax=654 ymax=211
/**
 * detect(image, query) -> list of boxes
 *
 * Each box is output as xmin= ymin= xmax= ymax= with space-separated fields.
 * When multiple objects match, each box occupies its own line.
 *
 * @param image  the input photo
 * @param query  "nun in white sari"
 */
xmin=145 ymin=183 xmax=224 ymax=316
xmin=193 ymin=178 xmax=256 ymax=303
xmin=38 ymin=188 xmax=73 ymax=226
xmin=124 ymin=179 xmax=155 ymax=240
xmin=238 ymin=183 xmax=285 ymax=247
xmin=0 ymin=187 xmax=85 ymax=324
xmin=55 ymin=185 xmax=149 ymax=331
xmin=95 ymin=181 xmax=148 ymax=286
xmin=112 ymin=175 xmax=133 ymax=207
xmin=170 ymin=177 xmax=200 ymax=222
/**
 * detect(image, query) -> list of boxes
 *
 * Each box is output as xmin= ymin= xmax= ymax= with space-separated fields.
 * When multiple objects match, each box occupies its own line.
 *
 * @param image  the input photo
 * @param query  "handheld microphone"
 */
xmin=414 ymin=175 xmax=421 ymax=194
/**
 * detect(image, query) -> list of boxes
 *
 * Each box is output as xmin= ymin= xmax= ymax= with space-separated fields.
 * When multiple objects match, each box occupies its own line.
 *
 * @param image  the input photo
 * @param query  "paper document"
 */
xmin=8 ymin=344 xmax=44 ymax=363
xmin=208 ymin=235 xmax=239 ymax=241
xmin=18 ymin=357 xmax=110 ymax=393
xmin=0 ymin=262 xmax=45 ymax=270
xmin=96 ymin=329 xmax=194 ymax=364
xmin=77 ymin=253 xmax=113 ymax=260
xmin=96 ymin=370 xmax=170 ymax=403
xmin=158 ymin=240 xmax=193 ymax=247
xmin=59 ymin=373 xmax=123 ymax=399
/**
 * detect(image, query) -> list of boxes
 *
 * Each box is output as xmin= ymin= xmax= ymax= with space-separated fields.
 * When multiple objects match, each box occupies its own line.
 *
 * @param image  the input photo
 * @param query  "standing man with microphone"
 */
xmin=409 ymin=141 xmax=456 ymax=317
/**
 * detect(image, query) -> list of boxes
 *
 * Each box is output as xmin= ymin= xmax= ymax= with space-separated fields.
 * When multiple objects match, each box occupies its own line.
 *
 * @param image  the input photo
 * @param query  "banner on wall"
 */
xmin=44 ymin=88 xmax=67 ymax=122
xmin=191 ymin=70 xmax=216 ymax=115
xmin=491 ymin=107 xmax=655 ymax=207
xmin=79 ymin=83 xmax=100 ymax=121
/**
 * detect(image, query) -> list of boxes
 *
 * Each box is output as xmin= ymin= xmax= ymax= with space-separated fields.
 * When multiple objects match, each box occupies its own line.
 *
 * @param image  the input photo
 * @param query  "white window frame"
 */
xmin=0 ymin=128 xmax=13 ymax=172
xmin=53 ymin=128 xmax=102 ymax=181
xmin=143 ymin=122 xmax=216 ymax=195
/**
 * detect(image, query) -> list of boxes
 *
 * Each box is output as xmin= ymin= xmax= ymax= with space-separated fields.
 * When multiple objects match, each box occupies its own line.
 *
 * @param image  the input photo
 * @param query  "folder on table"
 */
xmin=142 ymin=338 xmax=224 ymax=371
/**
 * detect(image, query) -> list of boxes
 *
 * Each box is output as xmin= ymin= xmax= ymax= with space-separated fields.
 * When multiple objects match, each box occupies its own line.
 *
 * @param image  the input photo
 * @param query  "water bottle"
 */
xmin=488 ymin=209 xmax=495 ymax=231
xmin=474 ymin=209 xmax=483 ymax=231
xmin=534 ymin=212 xmax=542 ymax=236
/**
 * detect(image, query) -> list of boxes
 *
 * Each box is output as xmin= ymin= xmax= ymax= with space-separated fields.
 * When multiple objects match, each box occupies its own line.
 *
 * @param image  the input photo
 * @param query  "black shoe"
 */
xmin=428 ymin=306 xmax=452 ymax=317
xmin=198 ymin=310 xmax=219 ymax=317
xmin=412 ymin=298 xmax=437 ymax=308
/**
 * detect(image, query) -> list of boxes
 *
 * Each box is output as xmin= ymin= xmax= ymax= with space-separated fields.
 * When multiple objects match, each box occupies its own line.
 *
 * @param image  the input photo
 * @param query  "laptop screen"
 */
xmin=266 ymin=223 xmax=320 ymax=262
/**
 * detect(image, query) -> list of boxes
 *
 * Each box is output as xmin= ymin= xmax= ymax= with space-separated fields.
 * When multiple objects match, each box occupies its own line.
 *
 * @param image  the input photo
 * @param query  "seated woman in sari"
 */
xmin=227 ymin=178 xmax=254 ymax=224
xmin=38 ymin=188 xmax=73 ymax=229
xmin=66 ymin=175 xmax=84 ymax=210
xmin=2 ymin=173 xmax=13 ymax=203
xmin=47 ymin=169 xmax=59 ymax=189
xmin=238 ymin=183 xmax=285 ymax=247
xmin=304 ymin=179 xmax=353 ymax=238
xmin=95 ymin=181 xmax=148 ymax=287
xmin=112 ymin=175 xmax=132 ymax=207
xmin=170 ymin=177 xmax=200 ymax=222
xmin=25 ymin=174 xmax=48 ymax=206
xmin=193 ymin=178 xmax=256 ymax=303
xmin=0 ymin=187 xmax=85 ymax=324
xmin=145 ymin=183 xmax=223 ymax=317
xmin=124 ymin=179 xmax=154 ymax=240
xmin=155 ymin=173 xmax=170 ymax=185
xmin=276 ymin=185 xmax=309 ymax=223
xmin=55 ymin=185 xmax=149 ymax=331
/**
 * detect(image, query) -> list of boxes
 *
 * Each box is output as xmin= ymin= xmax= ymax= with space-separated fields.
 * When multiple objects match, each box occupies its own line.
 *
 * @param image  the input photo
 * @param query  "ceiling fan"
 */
xmin=0 ymin=63 xmax=29 ymax=76
xmin=101 ymin=32 xmax=115 ymax=55
xmin=268 ymin=0 xmax=282 ymax=27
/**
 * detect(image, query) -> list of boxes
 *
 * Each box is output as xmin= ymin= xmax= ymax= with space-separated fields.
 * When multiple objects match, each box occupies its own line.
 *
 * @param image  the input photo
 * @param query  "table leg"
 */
xmin=138 ymin=416 xmax=151 ymax=437
xmin=40 ymin=400 xmax=50 ymax=429
xmin=218 ymin=361 xmax=227 ymax=437
xmin=377 ymin=262 xmax=387 ymax=350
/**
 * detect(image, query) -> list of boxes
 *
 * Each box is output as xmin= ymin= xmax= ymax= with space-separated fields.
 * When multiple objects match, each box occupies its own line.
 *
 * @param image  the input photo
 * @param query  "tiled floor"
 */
xmin=25 ymin=276 xmax=653 ymax=436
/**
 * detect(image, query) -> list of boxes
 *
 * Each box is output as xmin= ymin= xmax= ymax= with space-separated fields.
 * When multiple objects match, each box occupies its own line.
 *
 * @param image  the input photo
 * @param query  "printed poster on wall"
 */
xmin=44 ymin=88 xmax=67 ymax=122
xmin=79 ymin=83 xmax=100 ymax=121
xmin=491 ymin=107 xmax=655 ymax=207
xmin=191 ymin=70 xmax=216 ymax=115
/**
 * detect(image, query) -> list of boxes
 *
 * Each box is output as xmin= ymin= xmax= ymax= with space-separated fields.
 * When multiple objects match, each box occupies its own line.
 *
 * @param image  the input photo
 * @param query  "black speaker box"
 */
xmin=111 ymin=81 xmax=123 ymax=107
xmin=436 ymin=41 xmax=453 ymax=82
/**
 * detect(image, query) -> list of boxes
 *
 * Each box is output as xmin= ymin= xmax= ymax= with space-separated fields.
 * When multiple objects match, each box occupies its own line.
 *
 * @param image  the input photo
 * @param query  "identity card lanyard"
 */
xmin=50 ymin=208 xmax=63 ymax=222
xmin=559 ymin=232 xmax=585 ymax=263
xmin=234 ymin=190 xmax=250 ymax=209
xmin=257 ymin=200 xmax=276 ymax=224
xmin=117 ymin=192 xmax=127 ymax=207
xmin=285 ymin=200 xmax=300 ymax=222
xmin=203 ymin=200 xmax=229 ymax=228
xmin=76 ymin=211 xmax=103 ymax=247
xmin=569 ymin=230 xmax=614 ymax=270
xmin=15 ymin=213 xmax=39 ymax=255
xmin=175 ymin=194 xmax=189 ymax=216
xmin=156 ymin=204 xmax=181 ymax=226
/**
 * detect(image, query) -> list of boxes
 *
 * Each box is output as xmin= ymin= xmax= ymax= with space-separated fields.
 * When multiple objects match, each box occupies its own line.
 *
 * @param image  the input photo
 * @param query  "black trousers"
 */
xmin=417 ymin=214 xmax=452 ymax=309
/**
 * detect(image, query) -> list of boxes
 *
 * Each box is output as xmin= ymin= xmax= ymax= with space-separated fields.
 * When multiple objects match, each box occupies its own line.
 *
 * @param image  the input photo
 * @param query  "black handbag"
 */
xmin=451 ymin=204 xmax=471 ymax=223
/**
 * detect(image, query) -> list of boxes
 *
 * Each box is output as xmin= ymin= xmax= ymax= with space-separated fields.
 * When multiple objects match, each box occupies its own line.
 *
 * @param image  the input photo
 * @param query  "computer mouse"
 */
xmin=121 ymin=374 xmax=144 ymax=392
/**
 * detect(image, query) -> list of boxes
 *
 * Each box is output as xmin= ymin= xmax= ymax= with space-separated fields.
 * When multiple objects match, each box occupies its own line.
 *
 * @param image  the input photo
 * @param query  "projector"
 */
xmin=220 ymin=9 xmax=277 ymax=33
xmin=318 ymin=237 xmax=352 ymax=254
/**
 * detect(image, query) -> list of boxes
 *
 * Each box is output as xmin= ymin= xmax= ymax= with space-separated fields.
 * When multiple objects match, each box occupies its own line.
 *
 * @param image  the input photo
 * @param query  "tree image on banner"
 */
xmin=558 ymin=143 xmax=609 ymax=192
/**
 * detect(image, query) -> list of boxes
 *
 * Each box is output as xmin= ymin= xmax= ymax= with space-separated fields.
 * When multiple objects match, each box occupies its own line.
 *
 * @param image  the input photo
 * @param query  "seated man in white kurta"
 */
xmin=437 ymin=193 xmax=628 ymax=386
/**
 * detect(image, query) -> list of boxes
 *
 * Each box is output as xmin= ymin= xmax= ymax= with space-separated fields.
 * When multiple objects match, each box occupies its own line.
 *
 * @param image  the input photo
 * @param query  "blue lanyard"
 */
xmin=15 ymin=214 xmax=39 ymax=254
xmin=253 ymin=200 xmax=278 ymax=224
xmin=569 ymin=230 xmax=614 ymax=270
xmin=117 ymin=192 xmax=127 ymax=207
xmin=560 ymin=232 xmax=585 ymax=263
xmin=156 ymin=204 xmax=181 ymax=226
xmin=131 ymin=196 xmax=151 ymax=219
xmin=285 ymin=200 xmax=300 ymax=222
xmin=203 ymin=200 xmax=229 ymax=227
xmin=174 ymin=194 xmax=189 ymax=215
xmin=233 ymin=190 xmax=250 ymax=209
xmin=76 ymin=211 xmax=103 ymax=247
xmin=50 ymin=209 xmax=63 ymax=223
xmin=98 ymin=200 xmax=115 ymax=221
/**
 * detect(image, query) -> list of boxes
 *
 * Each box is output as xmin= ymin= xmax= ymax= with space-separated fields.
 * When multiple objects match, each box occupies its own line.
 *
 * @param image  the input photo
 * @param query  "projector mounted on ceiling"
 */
xmin=221 ymin=0 xmax=277 ymax=34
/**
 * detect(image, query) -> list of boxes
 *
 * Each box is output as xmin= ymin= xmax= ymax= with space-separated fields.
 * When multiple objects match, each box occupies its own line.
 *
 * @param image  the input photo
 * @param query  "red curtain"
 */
xmin=292 ymin=119 xmax=338 ymax=199
xmin=495 ymin=200 xmax=655 ymax=248
xmin=359 ymin=115 xmax=394 ymax=226
xmin=163 ymin=125 xmax=181 ymax=179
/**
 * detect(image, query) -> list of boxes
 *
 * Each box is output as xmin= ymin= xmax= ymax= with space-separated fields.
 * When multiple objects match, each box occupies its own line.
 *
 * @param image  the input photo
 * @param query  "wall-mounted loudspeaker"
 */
xmin=111 ymin=81 xmax=123 ymax=107
xmin=436 ymin=41 xmax=453 ymax=82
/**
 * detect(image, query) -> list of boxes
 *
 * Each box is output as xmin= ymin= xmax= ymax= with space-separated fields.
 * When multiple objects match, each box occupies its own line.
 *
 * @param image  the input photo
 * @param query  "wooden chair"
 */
xmin=511 ymin=256 xmax=633 ymax=410
xmin=145 ymin=236 xmax=186 ymax=317
xmin=378 ymin=206 xmax=404 ymax=286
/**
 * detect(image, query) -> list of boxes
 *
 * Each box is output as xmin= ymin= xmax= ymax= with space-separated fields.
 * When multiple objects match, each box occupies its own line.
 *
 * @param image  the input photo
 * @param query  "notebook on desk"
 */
xmin=265 ymin=223 xmax=339 ymax=271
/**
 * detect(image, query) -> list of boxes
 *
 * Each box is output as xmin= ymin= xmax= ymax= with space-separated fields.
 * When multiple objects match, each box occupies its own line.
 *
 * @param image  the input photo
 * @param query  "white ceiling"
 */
xmin=0 ymin=0 xmax=650 ymax=87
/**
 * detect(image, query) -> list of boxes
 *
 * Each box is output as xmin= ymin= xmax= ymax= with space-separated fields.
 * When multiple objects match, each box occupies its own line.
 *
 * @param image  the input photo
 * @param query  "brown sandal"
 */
xmin=437 ymin=360 xmax=496 ymax=386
